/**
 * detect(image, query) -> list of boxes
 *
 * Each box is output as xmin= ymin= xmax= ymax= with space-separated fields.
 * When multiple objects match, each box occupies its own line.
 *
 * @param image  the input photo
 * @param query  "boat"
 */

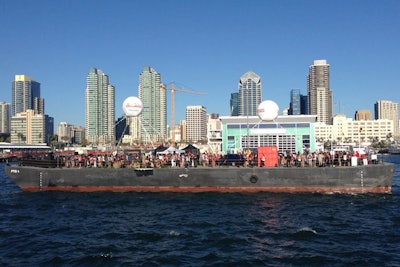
xmin=4 ymin=161 xmax=394 ymax=194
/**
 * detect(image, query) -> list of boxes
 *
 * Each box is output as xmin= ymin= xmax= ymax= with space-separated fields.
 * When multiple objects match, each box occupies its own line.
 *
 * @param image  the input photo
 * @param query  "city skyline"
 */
xmin=1 ymin=1 xmax=399 ymax=127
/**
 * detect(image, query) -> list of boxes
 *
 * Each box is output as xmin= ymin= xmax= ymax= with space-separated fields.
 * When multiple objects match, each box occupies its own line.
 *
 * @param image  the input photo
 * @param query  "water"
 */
xmin=1 ymin=155 xmax=399 ymax=266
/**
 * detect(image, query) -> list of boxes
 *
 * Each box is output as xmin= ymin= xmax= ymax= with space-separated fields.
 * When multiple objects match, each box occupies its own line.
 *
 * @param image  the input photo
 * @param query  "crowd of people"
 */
xmin=60 ymin=148 xmax=379 ymax=169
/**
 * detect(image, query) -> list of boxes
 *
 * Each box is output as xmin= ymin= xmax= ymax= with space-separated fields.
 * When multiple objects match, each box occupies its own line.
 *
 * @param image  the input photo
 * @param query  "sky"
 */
xmin=1 ymin=0 xmax=399 ymax=128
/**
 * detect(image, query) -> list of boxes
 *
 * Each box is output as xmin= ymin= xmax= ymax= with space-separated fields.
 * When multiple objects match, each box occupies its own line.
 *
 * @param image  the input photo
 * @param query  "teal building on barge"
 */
xmin=219 ymin=115 xmax=318 ymax=154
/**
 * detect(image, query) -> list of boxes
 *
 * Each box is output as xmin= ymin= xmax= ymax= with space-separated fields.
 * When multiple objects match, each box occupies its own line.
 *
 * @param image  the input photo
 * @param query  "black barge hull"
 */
xmin=5 ymin=163 xmax=394 ymax=194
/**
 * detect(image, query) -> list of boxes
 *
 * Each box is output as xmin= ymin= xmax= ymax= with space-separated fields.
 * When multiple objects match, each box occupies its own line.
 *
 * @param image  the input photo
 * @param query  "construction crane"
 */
xmin=160 ymin=82 xmax=206 ymax=146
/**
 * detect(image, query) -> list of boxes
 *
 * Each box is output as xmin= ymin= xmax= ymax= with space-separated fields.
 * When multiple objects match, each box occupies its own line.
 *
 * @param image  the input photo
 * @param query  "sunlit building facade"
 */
xmin=238 ymin=71 xmax=262 ymax=116
xmin=12 ymin=75 xmax=41 ymax=116
xmin=307 ymin=60 xmax=332 ymax=125
xmin=85 ymin=68 xmax=115 ymax=144
xmin=137 ymin=66 xmax=166 ymax=143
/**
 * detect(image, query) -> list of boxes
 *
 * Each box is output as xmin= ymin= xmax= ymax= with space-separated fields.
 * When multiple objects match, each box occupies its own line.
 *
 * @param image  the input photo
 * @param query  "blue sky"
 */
xmin=1 ymin=0 xmax=399 ymax=128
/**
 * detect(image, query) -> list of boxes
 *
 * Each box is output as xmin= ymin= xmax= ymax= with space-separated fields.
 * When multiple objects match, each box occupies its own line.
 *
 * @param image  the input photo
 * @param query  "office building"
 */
xmin=85 ymin=68 xmax=115 ymax=144
xmin=238 ymin=71 xmax=262 ymax=116
xmin=186 ymin=105 xmax=207 ymax=143
xmin=289 ymin=89 xmax=308 ymax=115
xmin=230 ymin=92 xmax=238 ymax=116
xmin=307 ymin=60 xmax=333 ymax=124
xmin=137 ymin=66 xmax=166 ymax=143
xmin=12 ymin=75 xmax=41 ymax=116
xmin=0 ymin=102 xmax=11 ymax=134
xmin=355 ymin=110 xmax=372 ymax=121
xmin=374 ymin=100 xmax=399 ymax=136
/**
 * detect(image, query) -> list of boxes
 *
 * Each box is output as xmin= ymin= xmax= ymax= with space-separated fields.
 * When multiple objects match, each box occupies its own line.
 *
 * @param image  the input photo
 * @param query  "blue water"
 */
xmin=1 ymin=156 xmax=400 ymax=267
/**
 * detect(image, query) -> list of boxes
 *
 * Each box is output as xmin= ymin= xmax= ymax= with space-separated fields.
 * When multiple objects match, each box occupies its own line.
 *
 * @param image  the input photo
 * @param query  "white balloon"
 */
xmin=122 ymin=96 xmax=143 ymax=117
xmin=257 ymin=100 xmax=279 ymax=121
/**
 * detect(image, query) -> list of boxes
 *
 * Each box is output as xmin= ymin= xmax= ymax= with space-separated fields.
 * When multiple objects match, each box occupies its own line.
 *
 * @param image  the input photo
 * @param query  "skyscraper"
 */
xmin=85 ymin=68 xmax=115 ymax=144
xmin=307 ymin=60 xmax=332 ymax=124
xmin=12 ymin=75 xmax=41 ymax=116
xmin=289 ymin=89 xmax=308 ymax=115
xmin=238 ymin=71 xmax=262 ymax=116
xmin=0 ymin=102 xmax=11 ymax=134
xmin=374 ymin=100 xmax=399 ymax=136
xmin=186 ymin=105 xmax=207 ymax=142
xmin=137 ymin=66 xmax=166 ymax=143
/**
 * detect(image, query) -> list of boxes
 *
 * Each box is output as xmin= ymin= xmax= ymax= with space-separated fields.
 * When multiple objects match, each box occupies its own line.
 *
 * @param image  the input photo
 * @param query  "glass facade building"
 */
xmin=85 ymin=68 xmax=115 ymax=144
xmin=138 ymin=66 xmax=166 ymax=143
xmin=238 ymin=71 xmax=262 ymax=116
xmin=12 ymin=75 xmax=41 ymax=116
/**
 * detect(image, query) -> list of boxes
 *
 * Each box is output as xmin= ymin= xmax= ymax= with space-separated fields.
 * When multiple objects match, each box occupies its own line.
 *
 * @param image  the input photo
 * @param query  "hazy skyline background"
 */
xmin=1 ymin=0 xmax=399 ymax=127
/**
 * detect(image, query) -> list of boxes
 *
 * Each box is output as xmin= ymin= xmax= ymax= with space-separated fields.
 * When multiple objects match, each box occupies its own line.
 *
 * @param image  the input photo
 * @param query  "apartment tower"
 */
xmin=12 ymin=75 xmax=41 ymax=116
xmin=137 ymin=66 xmax=166 ymax=143
xmin=307 ymin=60 xmax=333 ymax=124
xmin=375 ymin=100 xmax=399 ymax=136
xmin=238 ymin=71 xmax=262 ymax=116
xmin=85 ymin=68 xmax=115 ymax=144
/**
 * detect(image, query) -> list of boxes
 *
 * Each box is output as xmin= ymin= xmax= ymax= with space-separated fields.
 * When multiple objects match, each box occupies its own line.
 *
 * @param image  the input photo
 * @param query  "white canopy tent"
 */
xmin=157 ymin=146 xmax=185 ymax=155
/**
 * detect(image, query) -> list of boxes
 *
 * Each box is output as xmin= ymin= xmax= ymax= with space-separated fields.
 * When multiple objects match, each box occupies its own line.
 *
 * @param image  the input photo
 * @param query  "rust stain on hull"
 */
xmin=20 ymin=186 xmax=392 ymax=194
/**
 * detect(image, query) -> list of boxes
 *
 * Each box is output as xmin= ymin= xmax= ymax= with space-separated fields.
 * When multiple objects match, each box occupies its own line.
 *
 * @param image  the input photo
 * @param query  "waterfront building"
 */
xmin=10 ymin=109 xmax=45 ymax=144
xmin=12 ymin=75 xmax=42 ymax=116
xmin=0 ymin=102 xmax=11 ymax=134
xmin=85 ymin=68 xmax=115 ymax=144
xmin=137 ymin=66 xmax=166 ymax=143
xmin=289 ymin=89 xmax=308 ymax=115
xmin=186 ymin=105 xmax=207 ymax=143
xmin=220 ymin=115 xmax=318 ymax=154
xmin=355 ymin=110 xmax=372 ymax=121
xmin=238 ymin=71 xmax=262 ymax=116
xmin=307 ymin=60 xmax=333 ymax=124
xmin=374 ymin=100 xmax=399 ymax=136
xmin=230 ymin=92 xmax=238 ymax=116
xmin=315 ymin=114 xmax=393 ymax=144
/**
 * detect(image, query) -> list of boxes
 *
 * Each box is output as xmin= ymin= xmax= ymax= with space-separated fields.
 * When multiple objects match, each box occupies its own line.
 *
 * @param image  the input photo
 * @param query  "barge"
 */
xmin=4 ymin=162 xmax=394 ymax=194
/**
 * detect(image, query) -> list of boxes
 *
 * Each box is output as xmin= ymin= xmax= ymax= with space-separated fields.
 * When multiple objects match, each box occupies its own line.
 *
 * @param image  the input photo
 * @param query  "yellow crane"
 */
xmin=160 ymin=82 xmax=206 ymax=146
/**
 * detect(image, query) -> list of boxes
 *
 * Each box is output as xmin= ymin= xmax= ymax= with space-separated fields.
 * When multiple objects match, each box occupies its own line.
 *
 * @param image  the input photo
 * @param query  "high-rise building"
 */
xmin=289 ymin=89 xmax=309 ymax=115
xmin=137 ymin=66 xmax=166 ymax=143
xmin=230 ymin=92 xmax=238 ymax=116
xmin=374 ymin=100 xmax=399 ymax=136
xmin=186 ymin=105 xmax=207 ymax=143
xmin=307 ymin=60 xmax=333 ymax=124
xmin=34 ymin=97 xmax=45 ymax=114
xmin=0 ymin=102 xmax=11 ymax=134
xmin=238 ymin=71 xmax=262 ymax=116
xmin=12 ymin=75 xmax=41 ymax=116
xmin=44 ymin=115 xmax=54 ymax=143
xmin=355 ymin=110 xmax=372 ymax=121
xmin=85 ymin=68 xmax=115 ymax=144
